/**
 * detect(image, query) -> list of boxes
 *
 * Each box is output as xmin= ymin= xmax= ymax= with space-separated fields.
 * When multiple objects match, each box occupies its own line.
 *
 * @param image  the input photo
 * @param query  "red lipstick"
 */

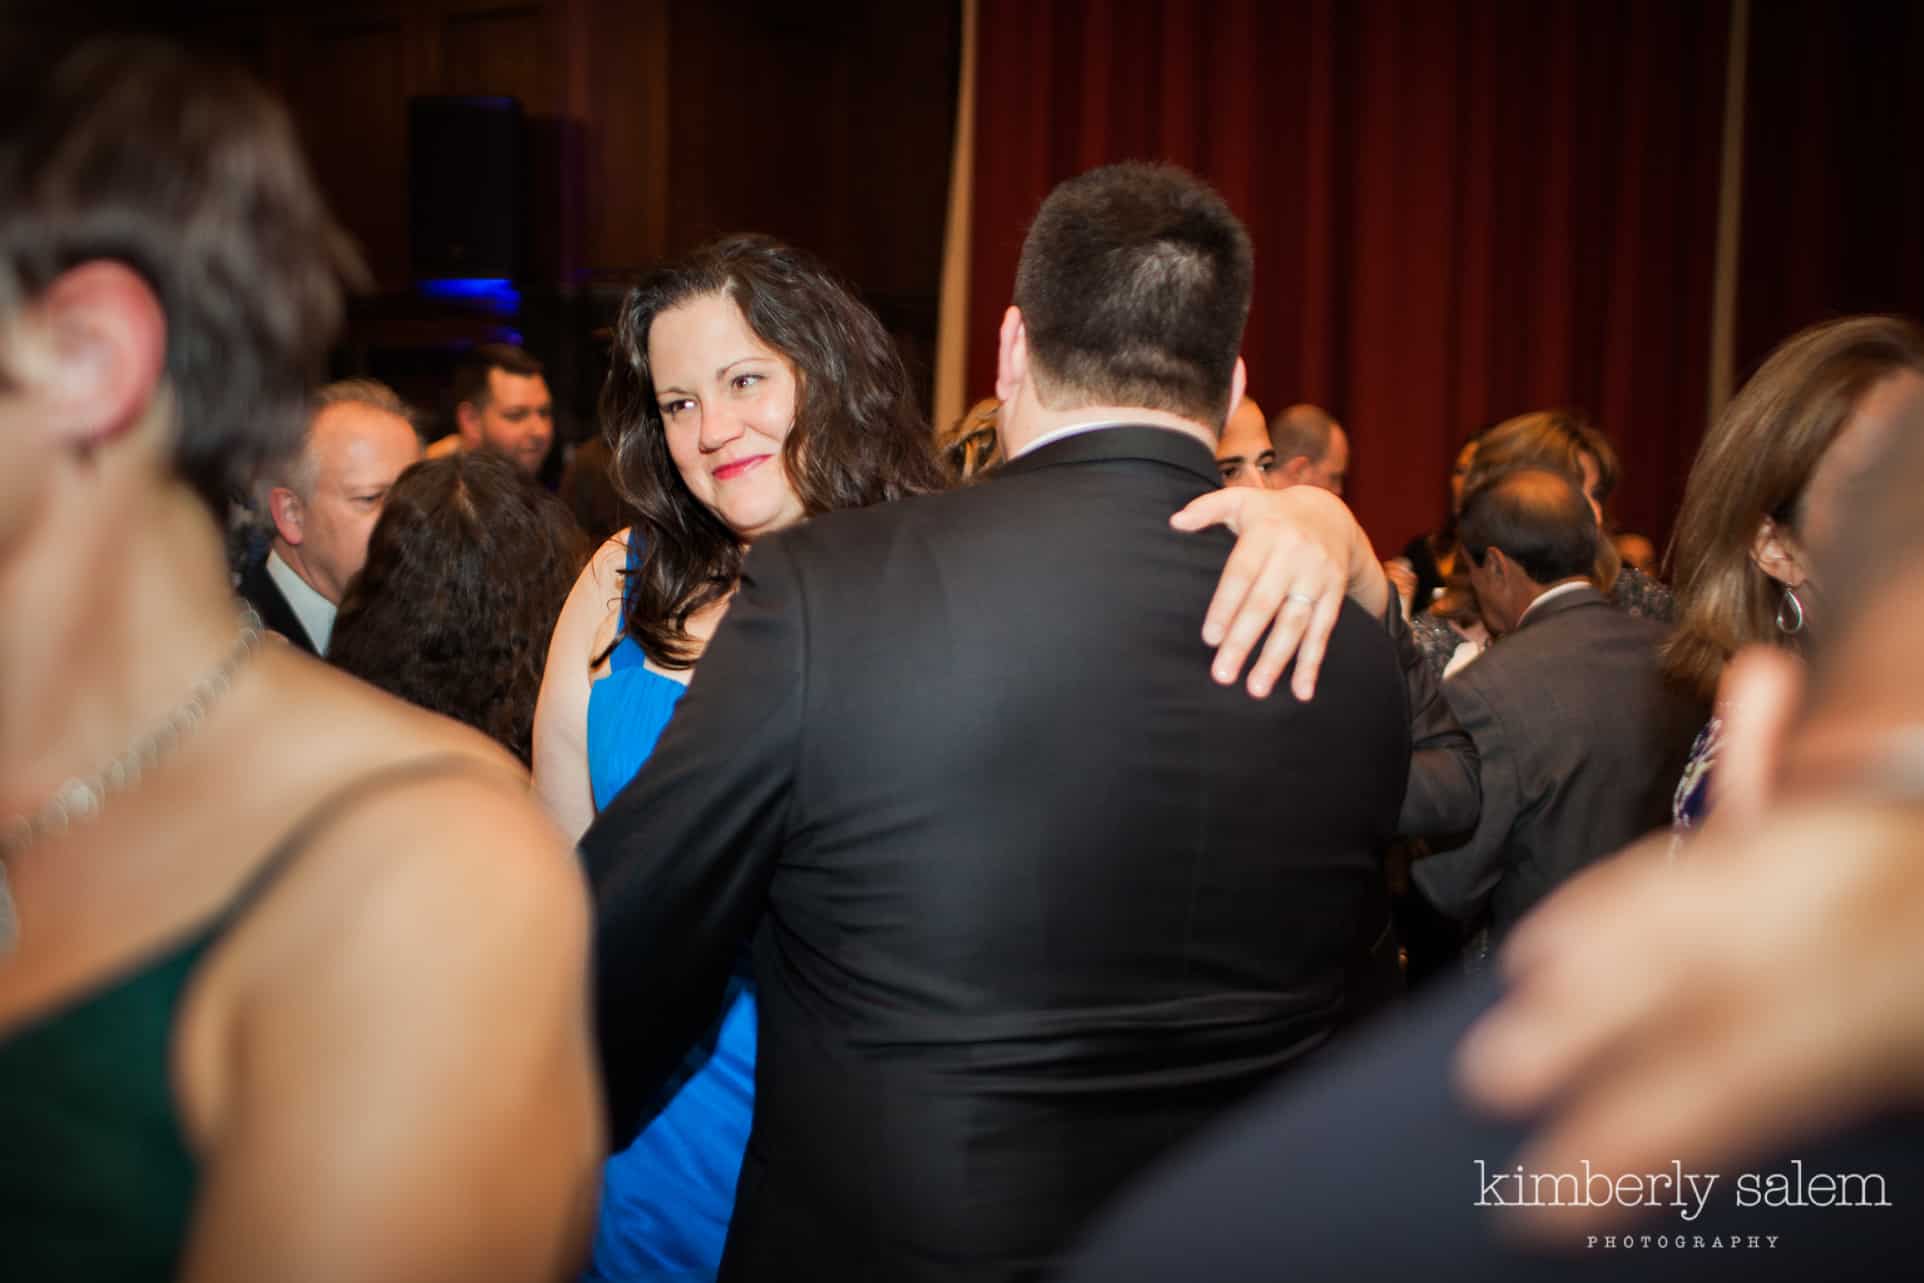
xmin=713 ymin=455 xmax=768 ymax=481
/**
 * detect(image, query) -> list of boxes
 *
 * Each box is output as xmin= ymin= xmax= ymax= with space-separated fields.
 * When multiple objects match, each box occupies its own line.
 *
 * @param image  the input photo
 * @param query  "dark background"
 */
xmin=10 ymin=0 xmax=1922 ymax=556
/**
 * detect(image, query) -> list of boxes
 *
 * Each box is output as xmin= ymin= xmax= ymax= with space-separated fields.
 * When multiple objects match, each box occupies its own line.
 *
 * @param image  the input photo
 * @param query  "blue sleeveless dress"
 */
xmin=585 ymin=534 xmax=758 ymax=1283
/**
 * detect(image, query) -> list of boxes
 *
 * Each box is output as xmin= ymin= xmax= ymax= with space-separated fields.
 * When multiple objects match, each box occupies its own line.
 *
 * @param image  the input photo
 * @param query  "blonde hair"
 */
xmin=938 ymin=397 xmax=1004 ymax=481
xmin=1664 ymin=315 xmax=1924 ymax=700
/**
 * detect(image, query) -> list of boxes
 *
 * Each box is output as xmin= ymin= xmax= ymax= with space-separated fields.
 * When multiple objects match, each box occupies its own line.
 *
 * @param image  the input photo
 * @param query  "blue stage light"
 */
xmin=417 ymin=278 xmax=522 ymax=311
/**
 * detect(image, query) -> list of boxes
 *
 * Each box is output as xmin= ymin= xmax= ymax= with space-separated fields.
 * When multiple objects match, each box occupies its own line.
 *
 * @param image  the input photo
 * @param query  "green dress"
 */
xmin=0 ymin=933 xmax=211 ymax=1279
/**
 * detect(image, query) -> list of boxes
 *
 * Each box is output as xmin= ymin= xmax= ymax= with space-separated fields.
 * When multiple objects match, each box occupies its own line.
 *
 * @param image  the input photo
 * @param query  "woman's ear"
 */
xmin=35 ymin=261 xmax=166 ymax=449
xmin=1750 ymin=516 xmax=1810 ymax=589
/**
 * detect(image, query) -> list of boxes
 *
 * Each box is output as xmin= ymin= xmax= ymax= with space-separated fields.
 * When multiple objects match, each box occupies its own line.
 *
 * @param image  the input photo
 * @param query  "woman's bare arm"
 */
xmin=533 ymin=532 xmax=630 ymax=843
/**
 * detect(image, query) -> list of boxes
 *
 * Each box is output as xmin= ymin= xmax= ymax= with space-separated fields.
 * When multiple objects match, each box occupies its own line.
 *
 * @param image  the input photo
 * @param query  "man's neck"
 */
xmin=1000 ymin=397 xmax=1217 ymax=461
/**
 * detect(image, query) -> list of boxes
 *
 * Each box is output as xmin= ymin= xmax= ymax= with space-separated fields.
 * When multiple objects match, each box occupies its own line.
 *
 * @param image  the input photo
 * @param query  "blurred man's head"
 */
xmin=999 ymin=162 xmax=1253 ymax=450
xmin=1270 ymin=404 xmax=1349 ymax=495
xmin=1216 ymin=395 xmax=1273 ymax=488
xmin=1459 ymin=468 xmax=1600 ymax=635
xmin=267 ymin=380 xmax=423 ymax=604
xmin=453 ymin=343 xmax=552 ymax=476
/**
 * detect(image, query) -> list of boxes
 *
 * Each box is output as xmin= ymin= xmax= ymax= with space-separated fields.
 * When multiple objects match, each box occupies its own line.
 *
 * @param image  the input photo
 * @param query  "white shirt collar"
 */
xmin=266 ymin=548 xmax=339 ymax=655
xmin=1518 ymin=578 xmax=1594 ymax=625
xmin=1011 ymin=418 xmax=1192 ymax=460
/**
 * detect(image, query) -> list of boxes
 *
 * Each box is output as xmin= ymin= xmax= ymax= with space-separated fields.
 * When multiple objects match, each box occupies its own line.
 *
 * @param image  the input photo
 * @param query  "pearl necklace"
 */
xmin=0 ymin=606 xmax=263 ymax=956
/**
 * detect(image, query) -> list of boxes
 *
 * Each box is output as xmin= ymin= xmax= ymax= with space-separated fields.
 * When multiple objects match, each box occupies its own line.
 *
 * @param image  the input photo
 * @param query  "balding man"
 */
xmin=1214 ymin=395 xmax=1274 ymax=487
xmin=1270 ymin=403 xmax=1349 ymax=495
xmin=240 ymin=379 xmax=423 ymax=654
xmin=1412 ymin=469 xmax=1701 ymax=939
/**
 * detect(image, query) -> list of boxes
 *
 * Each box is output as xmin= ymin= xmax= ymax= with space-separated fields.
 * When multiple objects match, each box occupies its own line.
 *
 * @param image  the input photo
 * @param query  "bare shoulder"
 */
xmin=561 ymin=525 xmax=632 ymax=670
xmin=300 ymin=763 xmax=586 ymax=930
xmin=579 ymin=526 xmax=631 ymax=620
xmin=261 ymin=642 xmax=525 ymax=775
xmin=175 ymin=708 xmax=598 ymax=1281
xmin=216 ymin=647 xmax=584 ymax=954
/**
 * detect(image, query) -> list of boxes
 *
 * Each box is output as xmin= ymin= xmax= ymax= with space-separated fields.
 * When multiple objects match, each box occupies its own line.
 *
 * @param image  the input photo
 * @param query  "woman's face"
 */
xmin=648 ymin=291 xmax=807 ymax=541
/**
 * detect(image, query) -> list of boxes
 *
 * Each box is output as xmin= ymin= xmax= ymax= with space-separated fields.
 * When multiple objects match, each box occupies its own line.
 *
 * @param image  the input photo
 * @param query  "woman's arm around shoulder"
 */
xmin=533 ymin=528 xmax=631 ymax=842
xmin=180 ymin=769 xmax=603 ymax=1283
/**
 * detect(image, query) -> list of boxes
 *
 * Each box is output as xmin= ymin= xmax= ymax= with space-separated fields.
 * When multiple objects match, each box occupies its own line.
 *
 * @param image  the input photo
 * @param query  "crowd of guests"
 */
xmin=6 ymin=35 xmax=1924 ymax=1283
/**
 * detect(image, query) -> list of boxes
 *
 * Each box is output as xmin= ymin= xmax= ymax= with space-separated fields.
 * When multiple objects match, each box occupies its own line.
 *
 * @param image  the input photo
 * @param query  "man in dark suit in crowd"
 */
xmin=580 ymin=161 xmax=1413 ymax=1280
xmin=1413 ymin=469 xmax=1703 ymax=938
xmin=237 ymin=378 xmax=420 ymax=654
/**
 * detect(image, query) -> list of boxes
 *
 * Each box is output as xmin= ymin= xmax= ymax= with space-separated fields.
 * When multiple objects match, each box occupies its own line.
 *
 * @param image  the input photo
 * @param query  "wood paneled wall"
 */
xmin=159 ymin=1 xmax=957 ymax=306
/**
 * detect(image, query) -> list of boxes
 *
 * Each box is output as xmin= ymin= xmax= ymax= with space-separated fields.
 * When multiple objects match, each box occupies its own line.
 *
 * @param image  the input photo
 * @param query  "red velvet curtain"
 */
xmin=1736 ymin=0 xmax=1924 ymax=380
xmin=966 ymin=0 xmax=1730 ymax=554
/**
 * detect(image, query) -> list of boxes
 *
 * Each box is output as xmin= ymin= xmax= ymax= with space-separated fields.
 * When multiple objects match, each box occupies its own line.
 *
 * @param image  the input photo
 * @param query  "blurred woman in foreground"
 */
xmin=0 ymin=40 xmax=598 ymax=1282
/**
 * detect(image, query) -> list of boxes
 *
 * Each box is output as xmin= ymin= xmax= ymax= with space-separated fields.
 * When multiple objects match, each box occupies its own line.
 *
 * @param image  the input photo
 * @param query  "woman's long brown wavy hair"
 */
xmin=601 ymin=234 xmax=950 ymax=667
xmin=1663 ymin=315 xmax=1924 ymax=700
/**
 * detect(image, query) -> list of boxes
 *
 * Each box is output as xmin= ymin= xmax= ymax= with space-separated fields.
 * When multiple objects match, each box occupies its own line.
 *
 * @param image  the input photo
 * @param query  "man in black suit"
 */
xmin=1413 ymin=469 xmax=1704 ymax=939
xmin=581 ymin=162 xmax=1413 ymax=1280
xmin=237 ymin=378 xmax=420 ymax=654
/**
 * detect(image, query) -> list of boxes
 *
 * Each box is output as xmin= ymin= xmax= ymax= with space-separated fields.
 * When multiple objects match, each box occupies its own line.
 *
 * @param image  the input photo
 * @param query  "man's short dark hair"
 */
xmin=1459 ymin=468 xmax=1600 ymax=585
xmin=454 ymin=342 xmax=544 ymax=411
xmin=1013 ymin=162 xmax=1253 ymax=425
xmin=0 ymin=38 xmax=362 ymax=514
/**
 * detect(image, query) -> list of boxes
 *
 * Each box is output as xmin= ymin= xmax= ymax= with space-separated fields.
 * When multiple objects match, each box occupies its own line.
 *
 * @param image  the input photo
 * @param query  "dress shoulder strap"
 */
xmin=608 ymin=529 xmax=648 ymax=673
xmin=210 ymin=753 xmax=519 ymax=935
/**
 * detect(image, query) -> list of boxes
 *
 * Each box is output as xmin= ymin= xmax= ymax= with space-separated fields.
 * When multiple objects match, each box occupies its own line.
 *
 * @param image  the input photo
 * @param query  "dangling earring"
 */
xmin=1776 ymin=585 xmax=1805 ymax=635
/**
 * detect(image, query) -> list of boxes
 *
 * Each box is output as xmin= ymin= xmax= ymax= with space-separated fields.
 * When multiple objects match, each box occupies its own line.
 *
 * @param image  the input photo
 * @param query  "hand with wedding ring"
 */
xmin=1170 ymin=483 xmax=1390 ymax=700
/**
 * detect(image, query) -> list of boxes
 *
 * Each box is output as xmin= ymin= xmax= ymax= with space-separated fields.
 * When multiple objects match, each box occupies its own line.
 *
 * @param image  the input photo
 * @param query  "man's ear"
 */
xmin=994 ymin=306 xmax=1028 ymax=405
xmin=1278 ymin=455 xmax=1316 ymax=486
xmin=454 ymin=400 xmax=484 ymax=449
xmin=36 ymin=261 xmax=166 ymax=449
xmin=1750 ymin=516 xmax=1809 ymax=589
xmin=268 ymin=486 xmax=306 ymax=546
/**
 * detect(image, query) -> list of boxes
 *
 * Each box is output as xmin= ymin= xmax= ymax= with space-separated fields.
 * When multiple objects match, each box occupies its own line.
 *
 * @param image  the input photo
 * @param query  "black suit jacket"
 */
xmin=581 ymin=426 xmax=1412 ymax=1280
xmin=1413 ymin=586 xmax=1705 ymax=935
xmin=235 ymin=553 xmax=320 ymax=656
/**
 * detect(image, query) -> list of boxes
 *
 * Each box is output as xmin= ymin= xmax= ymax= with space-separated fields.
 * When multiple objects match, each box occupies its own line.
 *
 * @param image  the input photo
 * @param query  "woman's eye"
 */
xmin=660 ymin=398 xmax=693 ymax=418
xmin=732 ymin=372 xmax=762 ymax=392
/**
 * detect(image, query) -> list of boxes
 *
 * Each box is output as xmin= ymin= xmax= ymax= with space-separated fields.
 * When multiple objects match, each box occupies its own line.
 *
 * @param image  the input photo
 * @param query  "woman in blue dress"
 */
xmin=532 ymin=234 xmax=950 ymax=1280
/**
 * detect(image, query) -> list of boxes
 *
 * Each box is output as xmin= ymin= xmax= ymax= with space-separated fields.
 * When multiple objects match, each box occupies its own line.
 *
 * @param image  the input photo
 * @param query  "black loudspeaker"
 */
xmin=408 ymin=95 xmax=525 ymax=280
